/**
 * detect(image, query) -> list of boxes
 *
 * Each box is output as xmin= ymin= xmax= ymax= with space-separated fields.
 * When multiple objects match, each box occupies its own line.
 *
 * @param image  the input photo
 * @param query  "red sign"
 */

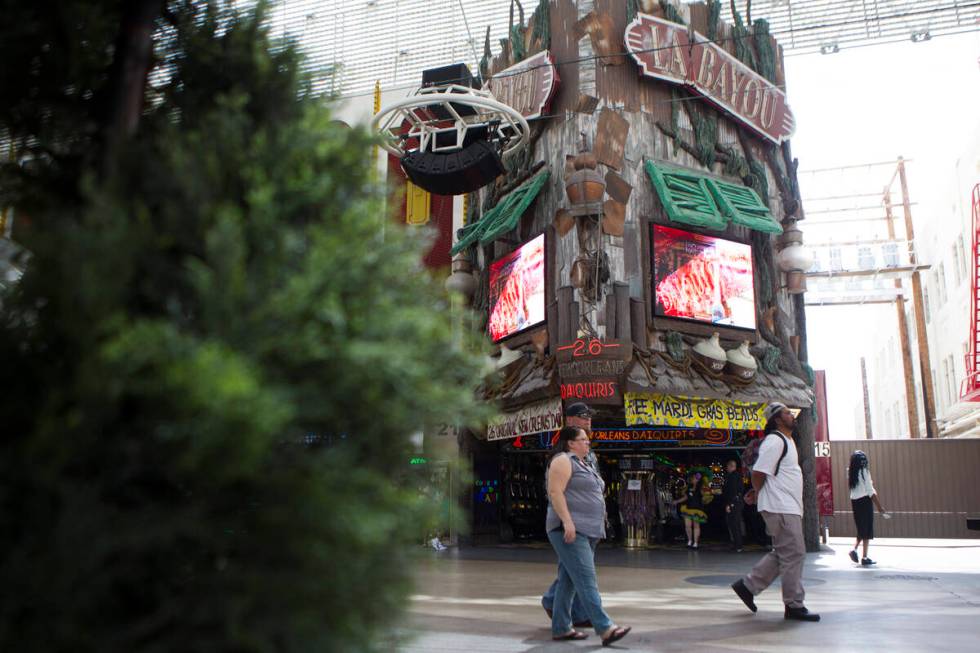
xmin=624 ymin=14 xmax=795 ymax=144
xmin=484 ymin=51 xmax=559 ymax=121
xmin=814 ymin=370 xmax=834 ymax=517
xmin=560 ymin=381 xmax=620 ymax=403
xmin=556 ymin=337 xmax=631 ymax=405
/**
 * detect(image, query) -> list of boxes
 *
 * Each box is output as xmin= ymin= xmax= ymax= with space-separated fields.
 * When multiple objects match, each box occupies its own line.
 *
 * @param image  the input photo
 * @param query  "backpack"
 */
xmin=746 ymin=432 xmax=789 ymax=476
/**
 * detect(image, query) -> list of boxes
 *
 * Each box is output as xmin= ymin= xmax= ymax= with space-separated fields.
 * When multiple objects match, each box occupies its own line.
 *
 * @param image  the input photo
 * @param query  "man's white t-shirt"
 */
xmin=754 ymin=431 xmax=803 ymax=516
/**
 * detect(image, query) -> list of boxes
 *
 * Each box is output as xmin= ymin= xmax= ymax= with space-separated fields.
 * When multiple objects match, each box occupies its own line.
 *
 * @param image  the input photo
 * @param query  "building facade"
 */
xmin=862 ymin=129 xmax=980 ymax=439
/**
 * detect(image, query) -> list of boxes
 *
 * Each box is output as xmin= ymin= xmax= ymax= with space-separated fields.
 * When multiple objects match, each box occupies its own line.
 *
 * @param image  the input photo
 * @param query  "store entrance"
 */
xmin=596 ymin=447 xmax=764 ymax=549
xmin=494 ymin=437 xmax=767 ymax=549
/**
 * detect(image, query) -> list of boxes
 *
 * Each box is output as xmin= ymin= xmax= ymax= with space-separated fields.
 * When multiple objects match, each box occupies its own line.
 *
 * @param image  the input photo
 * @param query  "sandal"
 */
xmin=553 ymin=630 xmax=588 ymax=641
xmin=601 ymin=625 xmax=632 ymax=647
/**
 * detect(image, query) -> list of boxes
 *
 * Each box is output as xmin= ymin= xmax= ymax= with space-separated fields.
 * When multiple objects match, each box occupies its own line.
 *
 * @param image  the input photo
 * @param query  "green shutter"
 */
xmin=450 ymin=170 xmax=551 ymax=255
xmin=706 ymin=178 xmax=783 ymax=234
xmin=644 ymin=161 xmax=727 ymax=231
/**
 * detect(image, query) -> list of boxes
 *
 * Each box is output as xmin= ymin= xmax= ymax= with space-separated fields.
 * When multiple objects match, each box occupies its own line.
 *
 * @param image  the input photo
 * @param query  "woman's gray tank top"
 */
xmin=545 ymin=452 xmax=606 ymax=539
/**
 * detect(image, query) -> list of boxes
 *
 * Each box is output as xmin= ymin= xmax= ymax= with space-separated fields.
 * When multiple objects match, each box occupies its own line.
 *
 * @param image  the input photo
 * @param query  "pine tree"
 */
xmin=0 ymin=2 xmax=482 ymax=651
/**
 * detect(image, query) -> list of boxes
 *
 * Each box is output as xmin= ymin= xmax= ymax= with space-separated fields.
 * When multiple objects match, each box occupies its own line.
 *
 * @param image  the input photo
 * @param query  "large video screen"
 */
xmin=652 ymin=224 xmax=756 ymax=330
xmin=488 ymin=233 xmax=546 ymax=342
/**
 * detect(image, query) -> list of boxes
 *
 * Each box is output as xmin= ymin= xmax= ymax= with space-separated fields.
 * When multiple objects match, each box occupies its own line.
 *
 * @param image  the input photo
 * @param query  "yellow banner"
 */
xmin=625 ymin=393 xmax=766 ymax=431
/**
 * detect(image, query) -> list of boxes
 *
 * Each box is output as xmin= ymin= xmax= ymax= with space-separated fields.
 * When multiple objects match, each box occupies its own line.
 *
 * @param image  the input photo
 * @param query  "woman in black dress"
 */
xmin=848 ymin=450 xmax=887 ymax=566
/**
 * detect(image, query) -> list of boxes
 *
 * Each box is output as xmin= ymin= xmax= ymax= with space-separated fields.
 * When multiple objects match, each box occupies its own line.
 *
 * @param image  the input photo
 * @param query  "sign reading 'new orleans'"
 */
xmin=624 ymin=14 xmax=796 ymax=144
xmin=487 ymin=397 xmax=563 ymax=441
xmin=557 ymin=337 xmax=633 ymax=405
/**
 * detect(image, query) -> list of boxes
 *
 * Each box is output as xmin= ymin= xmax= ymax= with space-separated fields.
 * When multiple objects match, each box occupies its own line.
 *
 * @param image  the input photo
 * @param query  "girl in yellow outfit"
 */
xmin=674 ymin=472 xmax=710 ymax=549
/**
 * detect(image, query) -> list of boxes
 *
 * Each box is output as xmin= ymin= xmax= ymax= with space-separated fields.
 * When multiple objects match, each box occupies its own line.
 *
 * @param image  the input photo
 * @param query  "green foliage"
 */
xmin=706 ymin=0 xmax=722 ymax=41
xmin=531 ymin=0 xmax=551 ymax=49
xmin=0 ymin=2 xmax=483 ymax=651
xmin=659 ymin=0 xmax=685 ymax=25
xmin=730 ymin=8 xmax=757 ymax=70
xmin=688 ymin=104 xmax=718 ymax=169
xmin=626 ymin=0 xmax=641 ymax=23
xmin=753 ymin=19 xmax=777 ymax=83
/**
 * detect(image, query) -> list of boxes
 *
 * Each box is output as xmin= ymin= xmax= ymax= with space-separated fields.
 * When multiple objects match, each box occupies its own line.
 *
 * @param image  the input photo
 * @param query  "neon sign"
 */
xmin=557 ymin=338 xmax=622 ymax=357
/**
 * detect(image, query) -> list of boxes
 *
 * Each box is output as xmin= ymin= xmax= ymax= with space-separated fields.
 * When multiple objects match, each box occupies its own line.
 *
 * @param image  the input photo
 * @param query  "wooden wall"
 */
xmin=828 ymin=439 xmax=980 ymax=539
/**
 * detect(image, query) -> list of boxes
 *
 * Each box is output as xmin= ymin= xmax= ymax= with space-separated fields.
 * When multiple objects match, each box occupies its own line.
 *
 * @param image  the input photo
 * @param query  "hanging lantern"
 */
xmin=564 ymin=149 xmax=605 ymax=216
xmin=776 ymin=221 xmax=814 ymax=295
xmin=445 ymin=252 xmax=477 ymax=299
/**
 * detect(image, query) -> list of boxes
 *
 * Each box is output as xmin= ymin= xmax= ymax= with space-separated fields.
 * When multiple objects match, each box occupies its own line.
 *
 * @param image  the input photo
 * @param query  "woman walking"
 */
xmin=848 ymin=450 xmax=887 ymax=566
xmin=546 ymin=426 xmax=631 ymax=646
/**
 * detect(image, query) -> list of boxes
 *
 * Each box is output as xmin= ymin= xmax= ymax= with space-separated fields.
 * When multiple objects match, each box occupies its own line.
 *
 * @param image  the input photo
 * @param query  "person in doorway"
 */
xmin=730 ymin=402 xmax=821 ymax=622
xmin=545 ymin=426 xmax=631 ymax=645
xmin=848 ymin=450 xmax=887 ymax=566
xmin=722 ymin=459 xmax=745 ymax=552
xmin=674 ymin=471 xmax=708 ymax=549
xmin=542 ymin=403 xmax=595 ymax=626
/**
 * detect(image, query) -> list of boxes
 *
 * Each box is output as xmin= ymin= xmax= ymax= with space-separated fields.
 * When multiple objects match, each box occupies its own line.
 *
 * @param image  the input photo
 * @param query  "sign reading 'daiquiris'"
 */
xmin=625 ymin=392 xmax=767 ymax=431
xmin=624 ymin=14 xmax=795 ymax=144
xmin=487 ymin=397 xmax=563 ymax=441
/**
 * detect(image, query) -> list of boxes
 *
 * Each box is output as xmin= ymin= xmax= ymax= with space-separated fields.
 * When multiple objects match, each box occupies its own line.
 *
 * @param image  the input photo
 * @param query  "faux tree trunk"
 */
xmin=793 ymin=292 xmax=820 ymax=552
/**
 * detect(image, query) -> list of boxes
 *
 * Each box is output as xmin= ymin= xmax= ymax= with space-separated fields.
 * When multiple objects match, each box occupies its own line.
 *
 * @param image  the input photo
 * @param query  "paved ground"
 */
xmin=395 ymin=537 xmax=980 ymax=652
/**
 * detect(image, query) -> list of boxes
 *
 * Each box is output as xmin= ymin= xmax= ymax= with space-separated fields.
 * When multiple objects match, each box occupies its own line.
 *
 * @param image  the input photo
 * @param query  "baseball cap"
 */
xmin=565 ymin=402 xmax=596 ymax=418
xmin=763 ymin=402 xmax=788 ymax=422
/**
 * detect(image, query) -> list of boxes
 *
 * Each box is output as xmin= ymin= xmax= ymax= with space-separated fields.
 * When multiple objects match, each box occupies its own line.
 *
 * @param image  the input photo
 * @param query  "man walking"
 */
xmin=722 ymin=459 xmax=744 ymax=552
xmin=731 ymin=402 xmax=820 ymax=622
xmin=542 ymin=402 xmax=596 ymax=626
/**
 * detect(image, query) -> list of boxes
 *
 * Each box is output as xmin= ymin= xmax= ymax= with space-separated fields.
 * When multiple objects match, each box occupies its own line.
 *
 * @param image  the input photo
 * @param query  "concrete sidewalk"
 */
xmin=396 ymin=537 xmax=980 ymax=652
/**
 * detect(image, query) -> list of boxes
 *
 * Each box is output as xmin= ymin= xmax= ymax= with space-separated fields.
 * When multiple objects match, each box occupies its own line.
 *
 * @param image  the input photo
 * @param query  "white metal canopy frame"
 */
xmin=371 ymin=84 xmax=530 ymax=161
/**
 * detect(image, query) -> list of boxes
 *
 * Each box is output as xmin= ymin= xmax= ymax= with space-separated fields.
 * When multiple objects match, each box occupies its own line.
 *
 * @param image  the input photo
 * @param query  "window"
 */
xmin=941 ymin=358 xmax=950 ymax=408
xmin=958 ymin=234 xmax=969 ymax=281
xmin=883 ymin=241 xmax=899 ymax=267
xmin=937 ymin=264 xmax=948 ymax=303
xmin=948 ymin=354 xmax=957 ymax=405
xmin=923 ymin=286 xmax=931 ymax=323
xmin=830 ymin=247 xmax=843 ymax=271
xmin=952 ymin=244 xmax=962 ymax=285
xmin=932 ymin=369 xmax=940 ymax=410
xmin=893 ymin=400 xmax=902 ymax=436
xmin=858 ymin=246 xmax=874 ymax=269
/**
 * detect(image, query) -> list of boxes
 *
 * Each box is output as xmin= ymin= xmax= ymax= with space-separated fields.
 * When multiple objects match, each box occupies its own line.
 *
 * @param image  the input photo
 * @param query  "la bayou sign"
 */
xmin=625 ymin=14 xmax=795 ymax=144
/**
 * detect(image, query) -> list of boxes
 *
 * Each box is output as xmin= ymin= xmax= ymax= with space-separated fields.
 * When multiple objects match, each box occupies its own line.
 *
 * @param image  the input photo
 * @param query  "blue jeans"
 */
xmin=541 ymin=569 xmax=589 ymax=624
xmin=546 ymin=529 xmax=614 ymax=637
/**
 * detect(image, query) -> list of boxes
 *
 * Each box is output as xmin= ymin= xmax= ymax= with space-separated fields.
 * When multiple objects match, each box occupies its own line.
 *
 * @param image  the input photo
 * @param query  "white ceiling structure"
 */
xmin=262 ymin=0 xmax=980 ymax=96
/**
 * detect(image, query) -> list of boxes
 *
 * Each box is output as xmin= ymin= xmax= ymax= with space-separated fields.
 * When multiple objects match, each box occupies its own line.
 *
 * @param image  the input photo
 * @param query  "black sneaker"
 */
xmin=861 ymin=558 xmax=876 ymax=566
xmin=731 ymin=579 xmax=757 ymax=613
xmin=848 ymin=550 xmax=859 ymax=563
xmin=784 ymin=606 xmax=821 ymax=622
